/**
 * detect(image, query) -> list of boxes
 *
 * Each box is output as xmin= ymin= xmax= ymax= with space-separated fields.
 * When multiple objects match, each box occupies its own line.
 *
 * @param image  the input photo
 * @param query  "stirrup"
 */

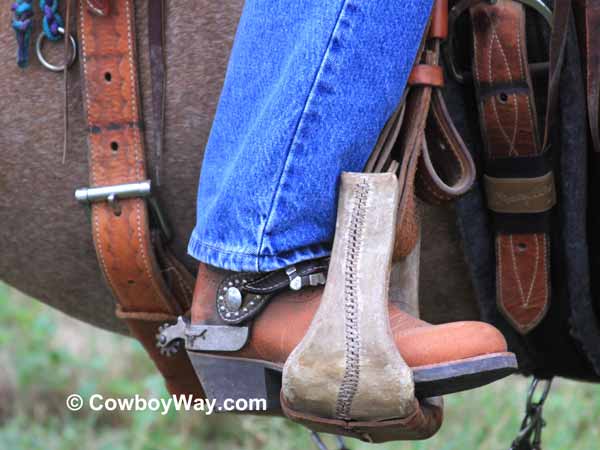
xmin=281 ymin=172 xmax=441 ymax=442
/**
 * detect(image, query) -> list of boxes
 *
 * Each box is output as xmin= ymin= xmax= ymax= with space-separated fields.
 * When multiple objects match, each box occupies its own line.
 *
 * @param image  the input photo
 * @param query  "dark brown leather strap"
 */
xmin=417 ymin=0 xmax=476 ymax=205
xmin=78 ymin=0 xmax=202 ymax=396
xmin=573 ymin=0 xmax=600 ymax=152
xmin=366 ymin=0 xmax=476 ymax=260
xmin=418 ymin=88 xmax=476 ymax=204
xmin=148 ymin=0 xmax=166 ymax=184
xmin=470 ymin=0 xmax=553 ymax=334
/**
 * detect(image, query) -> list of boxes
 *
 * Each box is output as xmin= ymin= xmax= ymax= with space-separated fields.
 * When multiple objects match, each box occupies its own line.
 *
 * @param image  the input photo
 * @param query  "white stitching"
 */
xmin=508 ymin=235 xmax=526 ymax=306
xmin=80 ymin=1 xmax=118 ymax=296
xmin=123 ymin=0 xmax=166 ymax=305
xmin=514 ymin=8 xmax=537 ymax=153
xmin=335 ymin=178 xmax=369 ymax=420
xmin=487 ymin=12 xmax=519 ymax=156
xmin=526 ymin=235 xmax=541 ymax=307
xmin=508 ymin=235 xmax=539 ymax=308
xmin=124 ymin=0 xmax=141 ymax=179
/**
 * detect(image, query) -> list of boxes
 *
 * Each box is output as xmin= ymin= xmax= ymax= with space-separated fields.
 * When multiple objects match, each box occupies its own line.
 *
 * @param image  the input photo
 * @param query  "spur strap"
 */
xmin=77 ymin=0 xmax=201 ymax=395
xmin=469 ymin=0 xmax=556 ymax=334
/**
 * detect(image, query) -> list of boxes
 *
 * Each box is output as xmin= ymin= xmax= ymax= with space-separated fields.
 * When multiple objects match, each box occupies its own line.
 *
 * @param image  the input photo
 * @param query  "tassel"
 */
xmin=11 ymin=0 xmax=34 ymax=68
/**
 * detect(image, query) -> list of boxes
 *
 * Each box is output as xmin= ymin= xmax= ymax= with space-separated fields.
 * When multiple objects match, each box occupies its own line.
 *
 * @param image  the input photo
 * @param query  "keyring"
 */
xmin=36 ymin=27 xmax=77 ymax=72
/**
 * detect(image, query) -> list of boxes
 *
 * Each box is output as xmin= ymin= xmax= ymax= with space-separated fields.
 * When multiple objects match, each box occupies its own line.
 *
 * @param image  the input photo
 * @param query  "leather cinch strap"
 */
xmin=469 ymin=0 xmax=555 ymax=334
xmin=78 ymin=0 xmax=202 ymax=395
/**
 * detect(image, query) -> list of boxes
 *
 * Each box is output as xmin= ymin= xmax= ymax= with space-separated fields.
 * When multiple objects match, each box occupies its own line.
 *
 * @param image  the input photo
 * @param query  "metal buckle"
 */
xmin=75 ymin=180 xmax=172 ymax=240
xmin=445 ymin=0 xmax=553 ymax=83
xmin=286 ymin=265 xmax=327 ymax=291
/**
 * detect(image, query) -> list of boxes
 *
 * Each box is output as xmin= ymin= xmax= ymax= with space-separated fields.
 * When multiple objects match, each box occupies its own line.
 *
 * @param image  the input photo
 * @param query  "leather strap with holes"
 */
xmin=79 ymin=0 xmax=202 ymax=395
xmin=415 ymin=0 xmax=476 ymax=206
xmin=470 ymin=0 xmax=554 ymax=334
xmin=366 ymin=0 xmax=476 ymax=261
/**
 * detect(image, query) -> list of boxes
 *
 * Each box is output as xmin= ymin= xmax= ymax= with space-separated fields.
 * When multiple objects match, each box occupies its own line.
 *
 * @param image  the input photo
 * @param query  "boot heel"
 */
xmin=187 ymin=353 xmax=282 ymax=413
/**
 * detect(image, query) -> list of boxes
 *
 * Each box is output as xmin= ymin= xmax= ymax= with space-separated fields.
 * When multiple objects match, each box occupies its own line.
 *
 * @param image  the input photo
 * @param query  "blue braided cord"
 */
xmin=11 ymin=0 xmax=33 ymax=68
xmin=40 ymin=0 xmax=63 ymax=41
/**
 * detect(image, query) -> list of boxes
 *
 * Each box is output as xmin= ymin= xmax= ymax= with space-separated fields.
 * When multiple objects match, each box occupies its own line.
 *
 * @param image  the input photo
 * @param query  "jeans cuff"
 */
xmin=187 ymin=232 xmax=331 ymax=272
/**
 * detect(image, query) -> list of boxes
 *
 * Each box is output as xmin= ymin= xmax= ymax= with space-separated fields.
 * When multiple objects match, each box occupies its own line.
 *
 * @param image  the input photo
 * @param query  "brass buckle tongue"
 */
xmin=444 ymin=0 xmax=553 ymax=83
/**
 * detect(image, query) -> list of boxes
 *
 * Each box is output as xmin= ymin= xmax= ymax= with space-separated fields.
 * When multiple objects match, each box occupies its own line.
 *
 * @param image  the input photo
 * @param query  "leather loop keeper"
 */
xmin=492 ymin=211 xmax=551 ymax=234
xmin=486 ymin=153 xmax=552 ymax=178
xmin=430 ymin=0 xmax=448 ymax=39
xmin=408 ymin=65 xmax=444 ymax=87
xmin=484 ymin=172 xmax=556 ymax=214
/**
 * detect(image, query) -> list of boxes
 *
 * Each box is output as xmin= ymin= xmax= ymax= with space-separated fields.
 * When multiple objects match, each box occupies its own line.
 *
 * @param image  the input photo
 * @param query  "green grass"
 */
xmin=0 ymin=283 xmax=598 ymax=449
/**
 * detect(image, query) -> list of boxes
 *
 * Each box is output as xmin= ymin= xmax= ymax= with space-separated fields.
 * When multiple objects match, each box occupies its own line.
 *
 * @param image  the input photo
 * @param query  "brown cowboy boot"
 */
xmin=182 ymin=184 xmax=515 ymax=404
xmin=157 ymin=175 xmax=515 ymax=442
xmin=186 ymin=262 xmax=513 ymax=399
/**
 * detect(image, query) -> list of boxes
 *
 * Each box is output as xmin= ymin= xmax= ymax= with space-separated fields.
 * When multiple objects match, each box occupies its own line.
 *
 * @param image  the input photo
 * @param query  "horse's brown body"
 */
xmin=0 ymin=0 xmax=479 ymax=335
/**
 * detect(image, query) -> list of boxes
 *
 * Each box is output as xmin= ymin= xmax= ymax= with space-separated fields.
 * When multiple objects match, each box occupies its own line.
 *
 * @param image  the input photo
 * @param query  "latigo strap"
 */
xmin=77 ymin=0 xmax=202 ymax=396
xmin=470 ymin=0 xmax=554 ymax=334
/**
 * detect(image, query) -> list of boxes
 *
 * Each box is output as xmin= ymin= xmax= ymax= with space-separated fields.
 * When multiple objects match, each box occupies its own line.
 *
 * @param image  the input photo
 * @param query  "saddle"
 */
xmin=449 ymin=0 xmax=600 ymax=384
xmin=63 ymin=0 xmax=600 ymax=446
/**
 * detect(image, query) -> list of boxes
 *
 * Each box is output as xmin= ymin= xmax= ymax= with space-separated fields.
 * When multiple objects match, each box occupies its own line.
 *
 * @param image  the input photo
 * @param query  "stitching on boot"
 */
xmin=335 ymin=178 xmax=370 ymax=420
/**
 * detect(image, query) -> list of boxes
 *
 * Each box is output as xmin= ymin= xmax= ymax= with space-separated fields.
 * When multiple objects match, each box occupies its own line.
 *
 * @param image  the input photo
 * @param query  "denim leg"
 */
xmin=188 ymin=0 xmax=433 ymax=272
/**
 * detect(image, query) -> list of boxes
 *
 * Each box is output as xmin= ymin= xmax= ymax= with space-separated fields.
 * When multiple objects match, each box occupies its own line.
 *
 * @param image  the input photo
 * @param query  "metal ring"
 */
xmin=444 ymin=0 xmax=553 ymax=83
xmin=36 ymin=27 xmax=77 ymax=72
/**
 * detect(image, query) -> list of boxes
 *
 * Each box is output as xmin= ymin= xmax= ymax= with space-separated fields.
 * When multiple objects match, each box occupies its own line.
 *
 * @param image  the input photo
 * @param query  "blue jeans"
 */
xmin=188 ymin=0 xmax=433 ymax=272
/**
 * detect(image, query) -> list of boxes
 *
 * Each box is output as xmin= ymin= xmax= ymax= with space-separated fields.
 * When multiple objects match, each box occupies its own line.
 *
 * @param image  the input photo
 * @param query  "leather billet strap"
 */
xmin=365 ymin=0 xmax=476 ymax=260
xmin=78 ymin=0 xmax=202 ymax=395
xmin=469 ymin=0 xmax=554 ymax=334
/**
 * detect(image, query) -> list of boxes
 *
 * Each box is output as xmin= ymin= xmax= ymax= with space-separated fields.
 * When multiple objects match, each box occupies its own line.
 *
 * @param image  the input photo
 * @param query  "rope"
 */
xmin=40 ymin=0 xmax=63 ymax=40
xmin=11 ymin=0 xmax=34 ymax=67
